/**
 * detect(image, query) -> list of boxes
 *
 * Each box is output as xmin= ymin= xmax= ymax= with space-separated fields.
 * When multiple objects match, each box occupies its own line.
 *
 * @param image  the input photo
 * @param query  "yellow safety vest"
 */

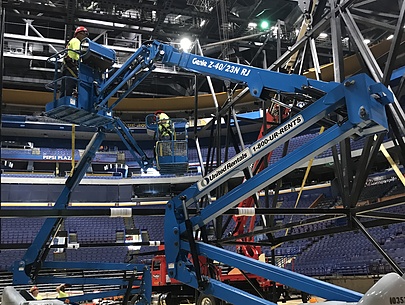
xmin=58 ymin=291 xmax=69 ymax=298
xmin=66 ymin=37 xmax=81 ymax=61
xmin=157 ymin=113 xmax=172 ymax=137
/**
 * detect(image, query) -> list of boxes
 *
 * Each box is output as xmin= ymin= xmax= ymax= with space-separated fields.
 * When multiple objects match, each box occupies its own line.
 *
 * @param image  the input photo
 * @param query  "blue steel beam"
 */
xmin=106 ymin=67 xmax=155 ymax=112
xmin=13 ymin=131 xmax=106 ymax=284
xmin=185 ymin=121 xmax=385 ymax=232
xmin=165 ymin=122 xmax=370 ymax=302
xmin=156 ymin=40 xmax=338 ymax=96
xmin=36 ymin=276 xmax=134 ymax=286
xmin=164 ymin=73 xmax=392 ymax=303
xmin=164 ymin=122 xmax=385 ymax=292
xmin=164 ymin=213 xmax=277 ymax=305
xmin=96 ymin=45 xmax=156 ymax=109
xmin=111 ymin=119 xmax=153 ymax=171
xmin=169 ymin=84 xmax=345 ymax=210
xmin=37 ymin=263 xmax=151 ymax=304
xmin=175 ymin=263 xmax=278 ymax=305
xmin=187 ymin=241 xmax=362 ymax=302
xmin=18 ymin=40 xmax=159 ymax=286
xmin=163 ymin=73 xmax=391 ymax=216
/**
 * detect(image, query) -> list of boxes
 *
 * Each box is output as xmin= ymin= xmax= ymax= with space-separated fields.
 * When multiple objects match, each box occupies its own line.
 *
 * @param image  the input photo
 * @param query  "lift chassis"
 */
xmin=11 ymin=38 xmax=404 ymax=305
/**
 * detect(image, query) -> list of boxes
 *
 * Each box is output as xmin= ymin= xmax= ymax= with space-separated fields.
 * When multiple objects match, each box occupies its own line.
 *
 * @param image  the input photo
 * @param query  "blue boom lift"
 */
xmin=10 ymin=38 xmax=404 ymax=305
xmin=145 ymin=114 xmax=189 ymax=175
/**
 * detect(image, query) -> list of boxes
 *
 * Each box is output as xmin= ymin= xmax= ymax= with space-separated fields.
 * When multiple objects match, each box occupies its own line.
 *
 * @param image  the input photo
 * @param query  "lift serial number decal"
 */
xmin=197 ymin=149 xmax=252 ymax=190
xmin=191 ymin=58 xmax=251 ymax=77
xmin=390 ymin=297 xmax=405 ymax=304
xmin=250 ymin=115 xmax=304 ymax=155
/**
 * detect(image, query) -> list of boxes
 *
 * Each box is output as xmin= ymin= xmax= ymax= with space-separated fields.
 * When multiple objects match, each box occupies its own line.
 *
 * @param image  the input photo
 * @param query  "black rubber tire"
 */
xmin=196 ymin=293 xmax=219 ymax=305
xmin=129 ymin=294 xmax=139 ymax=305
xmin=301 ymin=292 xmax=310 ymax=303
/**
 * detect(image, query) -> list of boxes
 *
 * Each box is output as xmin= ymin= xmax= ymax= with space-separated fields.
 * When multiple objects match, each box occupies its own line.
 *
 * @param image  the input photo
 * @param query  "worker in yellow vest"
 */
xmin=60 ymin=26 xmax=89 ymax=98
xmin=155 ymin=110 xmax=173 ymax=140
xmin=29 ymin=286 xmax=43 ymax=300
xmin=56 ymin=283 xmax=69 ymax=298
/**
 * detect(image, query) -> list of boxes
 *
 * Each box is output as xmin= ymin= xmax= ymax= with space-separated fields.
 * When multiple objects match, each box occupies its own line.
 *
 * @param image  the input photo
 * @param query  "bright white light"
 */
xmin=141 ymin=168 xmax=160 ymax=176
xmin=387 ymin=34 xmax=394 ymax=40
xmin=248 ymin=22 xmax=257 ymax=29
xmin=364 ymin=39 xmax=371 ymax=45
xmin=180 ymin=37 xmax=192 ymax=51
xmin=318 ymin=32 xmax=328 ymax=39
xmin=200 ymin=19 xmax=206 ymax=27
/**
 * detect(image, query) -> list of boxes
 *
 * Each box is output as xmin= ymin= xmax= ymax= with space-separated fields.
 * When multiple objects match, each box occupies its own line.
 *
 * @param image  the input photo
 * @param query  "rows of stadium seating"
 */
xmin=1 ymin=229 xmax=403 ymax=274
xmin=291 ymin=223 xmax=405 ymax=276
xmin=1 ymin=132 xmax=377 ymax=178
xmin=1 ymin=129 xmax=403 ymax=275
xmin=1 ymin=187 xmax=403 ymax=276
xmin=65 ymin=217 xmax=123 ymax=243
xmin=1 ymin=218 xmax=45 ymax=244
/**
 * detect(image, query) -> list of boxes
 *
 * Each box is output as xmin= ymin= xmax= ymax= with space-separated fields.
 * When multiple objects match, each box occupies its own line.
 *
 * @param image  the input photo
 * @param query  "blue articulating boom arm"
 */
xmin=163 ymin=87 xmax=390 ymax=304
xmin=13 ymin=130 xmax=106 ymax=285
xmin=45 ymin=39 xmax=155 ymax=171
xmin=13 ymin=39 xmax=161 ymax=297
xmin=109 ymin=119 xmax=153 ymax=170
xmin=145 ymin=40 xmax=391 ymax=209
xmin=12 ymin=130 xmax=151 ymax=304
xmin=135 ymin=41 xmax=396 ymax=304
xmin=12 ymin=40 xmax=164 ymax=303
xmin=17 ymin=39 xmax=394 ymax=305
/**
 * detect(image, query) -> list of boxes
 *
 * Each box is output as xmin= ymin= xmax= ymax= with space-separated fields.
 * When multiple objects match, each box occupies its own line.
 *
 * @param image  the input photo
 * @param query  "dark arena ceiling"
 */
xmin=1 ymin=0 xmax=404 ymax=121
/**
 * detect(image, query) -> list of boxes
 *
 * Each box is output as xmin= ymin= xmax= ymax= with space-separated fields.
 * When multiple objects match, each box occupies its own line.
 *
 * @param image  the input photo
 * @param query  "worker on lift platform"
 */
xmin=56 ymin=284 xmax=70 ymax=298
xmin=155 ymin=110 xmax=173 ymax=140
xmin=60 ymin=26 xmax=89 ymax=98
xmin=29 ymin=286 xmax=43 ymax=300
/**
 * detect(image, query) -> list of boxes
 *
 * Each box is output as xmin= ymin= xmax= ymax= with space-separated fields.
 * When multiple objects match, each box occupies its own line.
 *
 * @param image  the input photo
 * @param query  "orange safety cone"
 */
xmin=309 ymin=297 xmax=318 ymax=303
